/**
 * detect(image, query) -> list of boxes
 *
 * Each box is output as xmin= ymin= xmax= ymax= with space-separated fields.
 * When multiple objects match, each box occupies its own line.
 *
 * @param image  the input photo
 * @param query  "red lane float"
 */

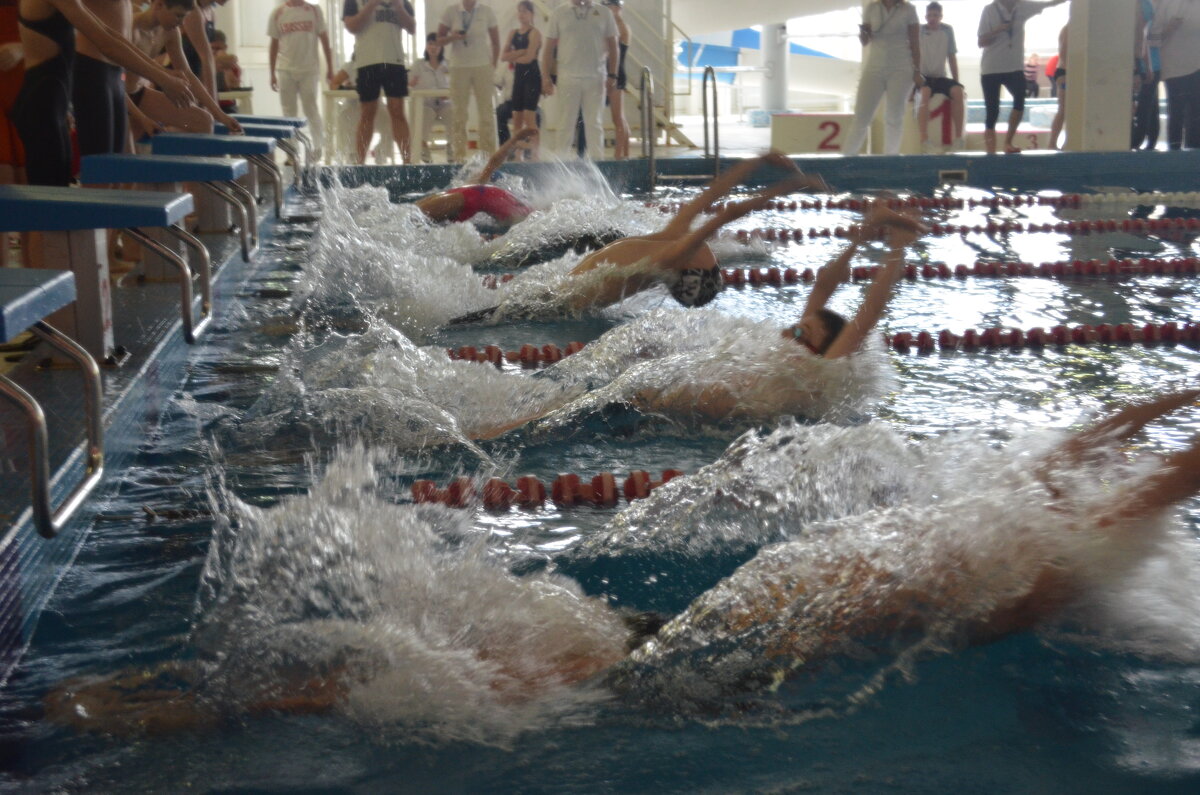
xmin=447 ymin=341 xmax=588 ymax=367
xmin=412 ymin=469 xmax=686 ymax=511
xmin=885 ymin=320 xmax=1199 ymax=353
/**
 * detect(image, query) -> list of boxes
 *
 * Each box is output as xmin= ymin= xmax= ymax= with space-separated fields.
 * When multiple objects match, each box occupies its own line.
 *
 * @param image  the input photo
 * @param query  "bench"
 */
xmin=150 ymin=134 xmax=285 ymax=220
xmin=0 ymin=269 xmax=103 ymax=538
xmin=0 ymin=185 xmax=206 ymax=359
xmin=80 ymin=153 xmax=256 ymax=265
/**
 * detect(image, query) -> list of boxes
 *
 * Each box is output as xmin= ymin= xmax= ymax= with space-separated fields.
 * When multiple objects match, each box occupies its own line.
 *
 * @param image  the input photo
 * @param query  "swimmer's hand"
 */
xmin=513 ymin=127 xmax=538 ymax=142
xmin=760 ymin=151 xmax=831 ymax=193
xmin=863 ymin=201 xmax=929 ymax=245
xmin=161 ymin=74 xmax=195 ymax=108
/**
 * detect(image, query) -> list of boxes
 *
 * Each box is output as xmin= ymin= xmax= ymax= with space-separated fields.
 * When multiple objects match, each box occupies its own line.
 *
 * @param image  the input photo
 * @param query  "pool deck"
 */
xmin=3 ymin=146 xmax=1200 ymax=687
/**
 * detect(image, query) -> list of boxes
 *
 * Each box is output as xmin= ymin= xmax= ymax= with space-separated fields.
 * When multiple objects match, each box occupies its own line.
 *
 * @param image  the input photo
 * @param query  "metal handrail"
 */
xmin=701 ymin=65 xmax=719 ymax=175
xmin=249 ymin=154 xmax=285 ymax=219
xmin=122 ymin=227 xmax=212 ymax=344
xmin=640 ymin=67 xmax=656 ymax=191
xmin=199 ymin=180 xmax=256 ymax=262
xmin=0 ymin=321 xmax=104 ymax=538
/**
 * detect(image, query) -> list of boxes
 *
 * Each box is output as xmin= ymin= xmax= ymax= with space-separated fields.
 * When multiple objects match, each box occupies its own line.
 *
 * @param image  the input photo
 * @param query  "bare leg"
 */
xmin=917 ymin=86 xmax=932 ymax=145
xmin=984 ymin=129 xmax=997 ymax=155
xmin=1049 ymin=82 xmax=1067 ymax=149
xmin=355 ymin=101 xmax=380 ymax=165
xmin=609 ymin=87 xmax=630 ymax=160
xmin=386 ymin=97 xmax=411 ymax=165
xmin=137 ymin=89 xmax=215 ymax=133
xmin=1003 ymin=107 xmax=1022 ymax=153
xmin=950 ymin=85 xmax=965 ymax=141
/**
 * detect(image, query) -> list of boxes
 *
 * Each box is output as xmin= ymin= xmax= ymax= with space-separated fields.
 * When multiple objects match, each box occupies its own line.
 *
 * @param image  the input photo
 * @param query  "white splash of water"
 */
xmin=524 ymin=307 xmax=897 ymax=431
xmin=194 ymin=445 xmax=629 ymax=747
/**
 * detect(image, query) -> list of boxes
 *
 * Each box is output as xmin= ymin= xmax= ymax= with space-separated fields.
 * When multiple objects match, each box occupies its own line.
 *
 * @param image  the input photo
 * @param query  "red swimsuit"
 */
xmin=444 ymin=184 xmax=532 ymax=224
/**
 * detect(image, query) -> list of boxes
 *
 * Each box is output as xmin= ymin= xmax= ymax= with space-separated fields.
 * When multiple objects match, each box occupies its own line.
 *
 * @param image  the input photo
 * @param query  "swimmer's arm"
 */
xmin=181 ymin=5 xmax=217 ymax=96
xmin=470 ymin=406 xmax=556 ymax=440
xmin=658 ymin=174 xmax=815 ymax=270
xmin=166 ymin=31 xmax=242 ymax=132
xmin=821 ymin=243 xmax=903 ymax=360
xmin=801 ymin=239 xmax=858 ymax=318
xmin=660 ymin=155 xmax=769 ymax=237
xmin=474 ymin=128 xmax=537 ymax=182
xmin=52 ymin=0 xmax=194 ymax=108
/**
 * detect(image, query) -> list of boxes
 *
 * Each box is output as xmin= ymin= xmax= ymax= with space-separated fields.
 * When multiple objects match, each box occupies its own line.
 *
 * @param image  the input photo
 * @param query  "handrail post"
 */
xmin=701 ymin=65 xmax=719 ymax=176
xmin=640 ymin=67 xmax=656 ymax=191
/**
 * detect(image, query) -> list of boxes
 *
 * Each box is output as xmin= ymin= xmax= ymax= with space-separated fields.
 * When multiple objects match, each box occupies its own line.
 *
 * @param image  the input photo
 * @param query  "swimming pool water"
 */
xmin=2 ymin=179 xmax=1200 ymax=793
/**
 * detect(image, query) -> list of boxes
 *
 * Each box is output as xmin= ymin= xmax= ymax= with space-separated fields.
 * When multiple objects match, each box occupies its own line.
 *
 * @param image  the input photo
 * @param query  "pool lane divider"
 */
xmin=448 ymin=319 xmax=1198 ymax=368
xmin=717 ymin=215 xmax=1200 ymax=244
xmin=412 ymin=469 xmax=685 ymax=510
xmin=653 ymin=192 xmax=1200 ymax=215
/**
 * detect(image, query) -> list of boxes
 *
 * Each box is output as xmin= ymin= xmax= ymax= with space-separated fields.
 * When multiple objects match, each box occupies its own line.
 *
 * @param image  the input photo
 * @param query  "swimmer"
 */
xmin=45 ymin=391 xmax=1200 ymax=731
xmin=450 ymin=152 xmax=828 ymax=325
xmin=469 ymin=197 xmax=924 ymax=437
xmin=414 ymin=127 xmax=539 ymax=227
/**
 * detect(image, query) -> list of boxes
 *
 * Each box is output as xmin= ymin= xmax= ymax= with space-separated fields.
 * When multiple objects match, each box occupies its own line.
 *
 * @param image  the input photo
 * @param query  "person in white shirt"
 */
xmin=843 ymin=0 xmax=921 ymax=156
xmin=409 ymin=32 xmax=451 ymax=163
xmin=342 ymin=0 xmax=415 ymax=164
xmin=1150 ymin=0 xmax=1200 ymax=150
xmin=916 ymin=1 xmax=965 ymax=151
xmin=268 ymin=0 xmax=334 ymax=161
xmin=437 ymin=0 xmax=501 ymax=162
xmin=541 ymin=0 xmax=619 ymax=160
xmin=976 ymin=0 xmax=1067 ymax=155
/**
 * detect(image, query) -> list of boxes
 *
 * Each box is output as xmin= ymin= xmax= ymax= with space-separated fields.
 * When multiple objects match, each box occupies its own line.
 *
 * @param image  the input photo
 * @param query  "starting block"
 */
xmin=150 ymin=134 xmax=283 ymax=220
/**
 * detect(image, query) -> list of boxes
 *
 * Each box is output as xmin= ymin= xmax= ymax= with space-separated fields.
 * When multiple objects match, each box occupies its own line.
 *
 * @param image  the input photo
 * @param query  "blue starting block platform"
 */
xmin=80 ymin=154 xmax=256 ymax=263
xmin=151 ymin=133 xmax=287 ymax=218
xmin=0 ymin=268 xmax=104 ymax=540
xmin=217 ymin=123 xmax=306 ymax=188
xmin=0 ymin=185 xmax=208 ymax=358
xmin=232 ymin=114 xmax=306 ymax=128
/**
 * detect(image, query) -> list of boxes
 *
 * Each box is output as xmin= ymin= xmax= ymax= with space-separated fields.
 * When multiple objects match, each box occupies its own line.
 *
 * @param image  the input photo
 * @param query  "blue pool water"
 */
xmin=2 ymin=167 xmax=1200 ymax=792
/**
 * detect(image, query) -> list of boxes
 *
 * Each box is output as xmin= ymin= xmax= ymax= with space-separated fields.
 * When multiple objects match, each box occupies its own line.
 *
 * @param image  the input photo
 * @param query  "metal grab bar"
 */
xmin=166 ymin=224 xmax=213 ymax=318
xmin=0 ymin=321 xmax=104 ymax=539
xmin=122 ymin=227 xmax=211 ymax=344
xmin=640 ymin=67 xmax=656 ymax=191
xmin=249 ymin=154 xmax=285 ymax=219
xmin=701 ymin=65 xmax=719 ymax=176
xmin=200 ymin=180 xmax=256 ymax=262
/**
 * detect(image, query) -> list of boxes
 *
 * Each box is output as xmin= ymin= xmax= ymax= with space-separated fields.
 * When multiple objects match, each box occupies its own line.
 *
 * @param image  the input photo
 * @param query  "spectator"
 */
xmin=1044 ymin=52 xmax=1059 ymax=97
xmin=211 ymin=30 xmax=241 ymax=91
xmin=269 ymin=0 xmax=333 ymax=162
xmin=1024 ymin=52 xmax=1040 ymax=96
xmin=1149 ymin=0 xmax=1200 ymax=150
xmin=602 ymin=0 xmax=630 ymax=159
xmin=916 ymin=0 xmax=965 ymax=151
xmin=1047 ymin=24 xmax=1066 ymax=149
xmin=501 ymin=0 xmax=541 ymax=160
xmin=410 ymin=32 xmax=450 ymax=163
xmin=1132 ymin=0 xmax=1161 ymax=150
xmin=343 ymin=0 xmax=415 ymax=164
xmin=541 ymin=0 xmax=619 ymax=160
xmin=977 ymin=0 xmax=1068 ymax=155
xmin=438 ymin=0 xmax=501 ymax=162
xmin=843 ymin=0 xmax=921 ymax=156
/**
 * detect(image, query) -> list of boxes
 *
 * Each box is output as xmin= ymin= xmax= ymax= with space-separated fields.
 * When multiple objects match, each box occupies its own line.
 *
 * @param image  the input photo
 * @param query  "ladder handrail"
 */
xmin=640 ymin=67 xmax=656 ymax=191
xmin=701 ymin=65 xmax=719 ymax=175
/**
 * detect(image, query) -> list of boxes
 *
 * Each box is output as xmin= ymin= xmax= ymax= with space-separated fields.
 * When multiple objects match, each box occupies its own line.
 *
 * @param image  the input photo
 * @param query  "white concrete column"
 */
xmin=1064 ymin=0 xmax=1135 ymax=152
xmin=762 ymin=23 xmax=788 ymax=111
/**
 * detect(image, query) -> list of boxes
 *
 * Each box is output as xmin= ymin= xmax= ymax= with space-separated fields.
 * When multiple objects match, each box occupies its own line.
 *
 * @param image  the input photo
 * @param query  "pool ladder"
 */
xmin=640 ymin=67 xmax=656 ymax=190
xmin=655 ymin=66 xmax=719 ymax=185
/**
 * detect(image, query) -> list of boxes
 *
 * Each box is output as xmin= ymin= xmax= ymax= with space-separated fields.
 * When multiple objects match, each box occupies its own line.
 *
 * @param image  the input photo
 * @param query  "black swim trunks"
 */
xmin=73 ymin=54 xmax=127 ymax=158
xmin=356 ymin=62 xmax=408 ymax=103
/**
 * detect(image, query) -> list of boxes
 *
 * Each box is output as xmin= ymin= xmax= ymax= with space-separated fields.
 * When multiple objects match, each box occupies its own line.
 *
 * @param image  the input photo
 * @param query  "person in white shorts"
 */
xmin=843 ymin=0 xmax=921 ymax=156
xmin=437 ymin=0 xmax=500 ymax=162
xmin=268 ymin=0 xmax=334 ymax=162
xmin=541 ymin=0 xmax=619 ymax=160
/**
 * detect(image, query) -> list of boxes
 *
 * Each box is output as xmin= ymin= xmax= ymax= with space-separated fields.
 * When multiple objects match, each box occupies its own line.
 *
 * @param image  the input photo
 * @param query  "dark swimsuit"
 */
xmin=510 ymin=29 xmax=541 ymax=112
xmin=12 ymin=8 xmax=75 ymax=185
xmin=74 ymin=54 xmax=128 ymax=158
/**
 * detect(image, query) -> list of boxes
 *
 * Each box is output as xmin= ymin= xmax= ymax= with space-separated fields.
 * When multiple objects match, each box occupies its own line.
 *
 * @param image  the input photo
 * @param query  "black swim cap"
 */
xmin=669 ymin=267 xmax=722 ymax=307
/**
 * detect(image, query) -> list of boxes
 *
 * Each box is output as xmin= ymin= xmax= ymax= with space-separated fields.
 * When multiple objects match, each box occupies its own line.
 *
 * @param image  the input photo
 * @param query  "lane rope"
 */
xmin=412 ymin=469 xmax=685 ymax=510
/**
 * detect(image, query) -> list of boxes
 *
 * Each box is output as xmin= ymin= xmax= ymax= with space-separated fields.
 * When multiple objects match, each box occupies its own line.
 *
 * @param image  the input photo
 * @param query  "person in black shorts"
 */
xmin=603 ymin=0 xmax=630 ymax=159
xmin=343 ymin=0 xmax=415 ymax=163
xmin=501 ymin=0 xmax=540 ymax=160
